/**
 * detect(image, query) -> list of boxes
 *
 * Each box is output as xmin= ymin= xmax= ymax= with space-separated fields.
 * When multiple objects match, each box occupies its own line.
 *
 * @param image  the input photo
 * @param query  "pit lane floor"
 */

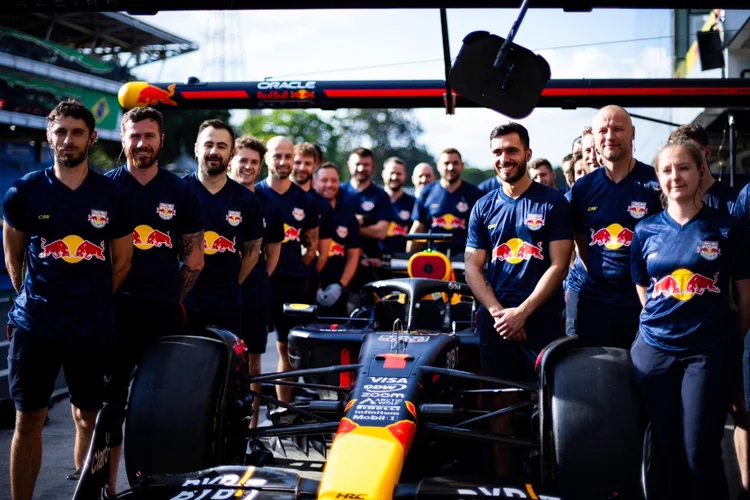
xmin=0 ymin=331 xmax=743 ymax=499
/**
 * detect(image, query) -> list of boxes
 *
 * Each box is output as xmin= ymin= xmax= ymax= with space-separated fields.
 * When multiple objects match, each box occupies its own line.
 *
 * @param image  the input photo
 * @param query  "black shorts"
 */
xmin=478 ymin=308 xmax=563 ymax=384
xmin=241 ymin=303 xmax=269 ymax=354
xmin=269 ymin=276 xmax=307 ymax=343
xmin=7 ymin=325 xmax=111 ymax=413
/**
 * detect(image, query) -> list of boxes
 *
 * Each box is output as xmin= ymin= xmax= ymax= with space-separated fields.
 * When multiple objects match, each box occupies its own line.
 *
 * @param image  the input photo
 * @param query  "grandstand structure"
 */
xmin=0 ymin=11 xmax=197 ymax=422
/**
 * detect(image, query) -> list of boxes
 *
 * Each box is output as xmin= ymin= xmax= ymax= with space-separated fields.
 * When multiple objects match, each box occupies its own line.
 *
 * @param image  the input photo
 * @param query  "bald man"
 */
xmin=567 ymin=105 xmax=662 ymax=348
xmin=255 ymin=136 xmax=320 ymax=402
xmin=412 ymin=162 xmax=436 ymax=198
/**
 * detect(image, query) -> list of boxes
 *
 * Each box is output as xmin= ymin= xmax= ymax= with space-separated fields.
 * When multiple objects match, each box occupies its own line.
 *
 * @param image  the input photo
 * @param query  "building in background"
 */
xmin=673 ymin=9 xmax=750 ymax=186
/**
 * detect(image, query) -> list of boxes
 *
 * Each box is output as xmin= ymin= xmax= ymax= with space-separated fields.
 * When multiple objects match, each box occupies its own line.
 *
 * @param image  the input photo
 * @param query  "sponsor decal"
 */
xmin=361 ymin=200 xmax=375 ymax=212
xmin=652 ymin=269 xmax=720 ymax=302
xmin=456 ymin=201 xmax=469 ymax=212
xmin=336 ymin=225 xmax=349 ymax=239
xmin=378 ymin=334 xmax=428 ymax=343
xmin=292 ymin=208 xmax=305 ymax=221
xmin=627 ymin=201 xmax=648 ymax=219
xmin=589 ymin=224 xmax=633 ymax=250
xmin=226 ymin=210 xmax=242 ymax=226
xmin=525 ymin=214 xmax=544 ymax=231
xmin=203 ymin=232 xmax=236 ymax=254
xmin=399 ymin=209 xmax=411 ymax=220
xmin=39 ymin=236 xmax=105 ymax=262
xmin=492 ymin=239 xmax=543 ymax=263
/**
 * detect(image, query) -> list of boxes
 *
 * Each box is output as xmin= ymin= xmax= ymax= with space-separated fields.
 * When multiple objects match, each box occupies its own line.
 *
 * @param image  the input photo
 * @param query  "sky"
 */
xmin=130 ymin=8 xmax=700 ymax=171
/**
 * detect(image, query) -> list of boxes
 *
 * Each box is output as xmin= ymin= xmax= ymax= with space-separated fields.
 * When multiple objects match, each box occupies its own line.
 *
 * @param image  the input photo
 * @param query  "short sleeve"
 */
xmin=179 ymin=187 xmax=204 ymax=236
xmin=265 ymin=202 xmax=284 ymax=244
xmin=548 ymin=196 xmax=573 ymax=242
xmin=242 ymin=194 xmax=264 ymax=242
xmin=412 ymin=190 xmax=429 ymax=225
xmin=730 ymin=223 xmax=750 ymax=281
xmin=3 ymin=181 xmax=28 ymax=232
xmin=347 ymin=216 xmax=361 ymax=249
xmin=732 ymin=185 xmax=749 ymax=225
xmin=466 ymin=200 xmax=489 ymax=250
xmin=630 ymin=229 xmax=650 ymax=287
xmin=108 ymin=187 xmax=134 ymax=240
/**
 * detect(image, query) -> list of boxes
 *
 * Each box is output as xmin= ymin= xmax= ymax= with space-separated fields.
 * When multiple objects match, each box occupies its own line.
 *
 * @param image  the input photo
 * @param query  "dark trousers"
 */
xmin=632 ymin=336 xmax=732 ymax=500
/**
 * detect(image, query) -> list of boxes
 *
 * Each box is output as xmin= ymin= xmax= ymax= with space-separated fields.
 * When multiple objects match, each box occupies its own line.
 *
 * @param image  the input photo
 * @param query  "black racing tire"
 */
xmin=550 ymin=346 xmax=645 ymax=498
xmin=124 ymin=334 xmax=229 ymax=485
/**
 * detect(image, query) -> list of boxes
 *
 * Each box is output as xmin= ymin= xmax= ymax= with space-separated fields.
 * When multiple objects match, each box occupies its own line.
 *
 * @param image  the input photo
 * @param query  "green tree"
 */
xmin=462 ymin=167 xmax=495 ymax=186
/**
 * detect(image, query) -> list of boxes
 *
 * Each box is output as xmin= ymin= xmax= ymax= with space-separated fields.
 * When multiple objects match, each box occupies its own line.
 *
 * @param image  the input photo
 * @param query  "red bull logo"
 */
xmin=133 ymin=225 xmax=173 ymax=250
xmin=336 ymin=226 xmax=349 ymax=239
xmin=431 ymin=214 xmax=466 ymax=231
xmin=329 ymin=242 xmax=346 ymax=257
xmin=226 ymin=210 xmax=242 ymax=227
xmin=652 ymin=269 xmax=720 ymax=301
xmin=387 ymin=221 xmax=409 ymax=237
xmin=698 ymin=240 xmax=721 ymax=261
xmin=135 ymin=83 xmax=177 ymax=107
xmin=203 ymin=231 xmax=236 ymax=255
xmin=525 ymin=214 xmax=545 ymax=231
xmin=87 ymin=209 xmax=109 ymax=229
xmin=492 ymin=238 xmax=543 ymax=264
xmin=589 ymin=224 xmax=633 ymax=250
xmin=283 ymin=224 xmax=301 ymax=243
xmin=291 ymin=89 xmax=315 ymax=100
xmin=627 ymin=201 xmax=648 ymax=219
xmin=156 ymin=203 xmax=176 ymax=220
xmin=39 ymin=235 xmax=105 ymax=263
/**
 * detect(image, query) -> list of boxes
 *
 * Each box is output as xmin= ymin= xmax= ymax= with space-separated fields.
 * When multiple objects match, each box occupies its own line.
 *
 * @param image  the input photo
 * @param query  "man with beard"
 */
xmin=4 ymin=99 xmax=133 ymax=500
xmin=581 ymin=127 xmax=601 ymax=173
xmin=412 ymin=162 xmax=436 ymax=197
xmin=465 ymin=122 xmax=572 ymax=476
xmin=340 ymin=148 xmax=391 ymax=283
xmin=568 ymin=105 xmax=661 ymax=348
xmin=105 ymin=107 xmax=205 ymax=492
xmin=313 ymin=163 xmax=361 ymax=317
xmin=256 ymin=136 xmax=319 ymax=403
xmin=183 ymin=120 xmax=264 ymax=338
xmin=228 ymin=135 xmax=283 ymax=428
xmin=292 ymin=142 xmax=333 ymax=302
xmin=528 ymin=158 xmax=559 ymax=191
xmin=381 ymin=157 xmax=415 ymax=256
xmin=408 ymin=148 xmax=483 ymax=257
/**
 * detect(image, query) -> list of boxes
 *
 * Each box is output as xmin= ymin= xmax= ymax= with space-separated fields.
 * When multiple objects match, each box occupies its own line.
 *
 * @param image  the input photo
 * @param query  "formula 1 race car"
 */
xmin=74 ymin=276 xmax=648 ymax=500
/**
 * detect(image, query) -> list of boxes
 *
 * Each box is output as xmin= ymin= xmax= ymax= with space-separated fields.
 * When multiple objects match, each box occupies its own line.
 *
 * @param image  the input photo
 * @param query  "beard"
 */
xmin=292 ymin=170 xmax=311 ymax=185
xmin=497 ymin=160 xmax=528 ymax=185
xmin=200 ymin=154 xmax=230 ymax=176
xmin=55 ymin=145 xmax=90 ymax=169
xmin=126 ymin=144 xmax=161 ymax=170
xmin=388 ymin=179 xmax=403 ymax=191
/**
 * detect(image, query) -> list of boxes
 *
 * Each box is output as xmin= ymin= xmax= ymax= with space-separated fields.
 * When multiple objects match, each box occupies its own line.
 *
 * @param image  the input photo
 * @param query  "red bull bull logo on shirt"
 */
xmin=133 ymin=225 xmax=173 ymax=250
xmin=329 ymin=242 xmax=346 ymax=257
xmin=283 ymin=224 xmax=301 ymax=243
xmin=156 ymin=203 xmax=176 ymax=220
xmin=627 ymin=201 xmax=648 ymax=219
xmin=87 ymin=210 xmax=109 ymax=229
xmin=226 ymin=210 xmax=242 ymax=227
xmin=39 ymin=235 xmax=105 ymax=263
xmin=589 ymin=224 xmax=633 ymax=250
xmin=203 ymin=231 xmax=236 ymax=255
xmin=492 ymin=238 xmax=544 ymax=264
xmin=652 ymin=269 xmax=720 ymax=301
xmin=431 ymin=214 xmax=466 ymax=231
xmin=387 ymin=221 xmax=409 ymax=237
xmin=525 ymin=214 xmax=545 ymax=231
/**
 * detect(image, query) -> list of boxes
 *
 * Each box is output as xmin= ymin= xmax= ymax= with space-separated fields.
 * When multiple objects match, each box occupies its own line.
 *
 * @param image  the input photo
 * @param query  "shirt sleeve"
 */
xmin=266 ymin=203 xmax=285 ymax=244
xmin=547 ymin=195 xmax=573 ymax=242
xmin=242 ymin=194 xmax=264 ymax=242
xmin=2 ymin=181 xmax=28 ymax=232
xmin=630 ymin=228 xmax=650 ymax=287
xmin=732 ymin=186 xmax=749 ymax=224
xmin=412 ymin=189 xmax=429 ymax=225
xmin=466 ymin=200 xmax=488 ymax=250
xmin=347 ymin=216 xmax=361 ymax=249
xmin=730 ymin=223 xmax=750 ymax=281
xmin=179 ymin=188 xmax=204 ymax=236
